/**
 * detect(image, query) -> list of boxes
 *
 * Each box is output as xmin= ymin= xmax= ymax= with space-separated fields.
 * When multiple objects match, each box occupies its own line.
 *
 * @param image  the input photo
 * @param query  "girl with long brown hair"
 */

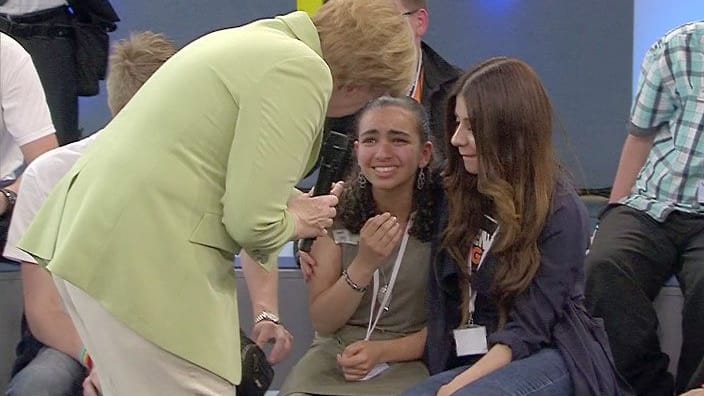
xmin=403 ymin=57 xmax=631 ymax=396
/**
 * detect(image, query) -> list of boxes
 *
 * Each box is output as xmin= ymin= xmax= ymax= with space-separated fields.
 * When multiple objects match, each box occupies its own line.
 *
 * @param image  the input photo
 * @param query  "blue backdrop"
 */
xmin=76 ymin=1 xmax=698 ymax=189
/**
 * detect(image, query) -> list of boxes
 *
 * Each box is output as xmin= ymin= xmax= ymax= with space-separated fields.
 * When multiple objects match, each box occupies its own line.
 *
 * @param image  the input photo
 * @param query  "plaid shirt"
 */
xmin=624 ymin=21 xmax=704 ymax=221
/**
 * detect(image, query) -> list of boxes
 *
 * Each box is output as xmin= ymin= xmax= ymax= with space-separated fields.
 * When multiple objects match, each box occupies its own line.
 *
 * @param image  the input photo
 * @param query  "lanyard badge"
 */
xmin=454 ymin=215 xmax=498 ymax=356
xmin=357 ymin=221 xmax=412 ymax=381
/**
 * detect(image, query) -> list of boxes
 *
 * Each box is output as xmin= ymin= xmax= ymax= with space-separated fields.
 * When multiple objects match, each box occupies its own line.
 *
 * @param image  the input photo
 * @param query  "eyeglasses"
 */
xmin=402 ymin=9 xmax=420 ymax=16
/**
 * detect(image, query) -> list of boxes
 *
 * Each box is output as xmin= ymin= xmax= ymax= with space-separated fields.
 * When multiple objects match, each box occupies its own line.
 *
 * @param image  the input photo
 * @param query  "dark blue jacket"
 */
xmin=425 ymin=183 xmax=633 ymax=396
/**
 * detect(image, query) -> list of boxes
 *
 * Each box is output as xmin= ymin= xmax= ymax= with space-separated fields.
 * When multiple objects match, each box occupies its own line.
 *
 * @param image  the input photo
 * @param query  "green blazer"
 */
xmin=19 ymin=11 xmax=331 ymax=384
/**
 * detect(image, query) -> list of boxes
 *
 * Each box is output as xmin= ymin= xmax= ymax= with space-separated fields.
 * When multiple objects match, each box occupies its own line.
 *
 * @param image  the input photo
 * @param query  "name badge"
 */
xmin=453 ymin=325 xmax=488 ymax=356
xmin=698 ymin=180 xmax=704 ymax=204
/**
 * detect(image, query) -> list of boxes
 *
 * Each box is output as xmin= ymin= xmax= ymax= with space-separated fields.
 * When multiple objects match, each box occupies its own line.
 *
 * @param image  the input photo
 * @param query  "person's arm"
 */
xmin=0 ymin=36 xmax=58 ymax=215
xmin=609 ymin=133 xmax=655 ymax=202
xmin=306 ymin=235 xmax=367 ymax=335
xmin=680 ymin=389 xmax=704 ymax=396
xmin=610 ymin=38 xmax=675 ymax=202
xmin=437 ymin=344 xmax=512 ymax=396
xmin=308 ymin=213 xmax=402 ymax=335
xmin=487 ymin=193 xmax=589 ymax=361
xmin=241 ymin=250 xmax=280 ymax=318
xmin=222 ymin=55 xmax=333 ymax=267
xmin=2 ymin=35 xmax=58 ymax=166
xmin=240 ymin=250 xmax=293 ymax=364
xmin=0 ymin=179 xmax=17 ymax=216
xmin=20 ymin=134 xmax=58 ymax=164
xmin=337 ymin=327 xmax=427 ymax=381
xmin=0 ymin=134 xmax=58 ymax=215
xmin=21 ymin=262 xmax=83 ymax=362
xmin=2 ymin=153 xmax=85 ymax=367
xmin=374 ymin=327 xmax=427 ymax=363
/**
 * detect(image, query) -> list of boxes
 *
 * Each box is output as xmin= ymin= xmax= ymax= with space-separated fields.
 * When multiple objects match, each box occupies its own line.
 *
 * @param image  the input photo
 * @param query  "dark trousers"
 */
xmin=585 ymin=204 xmax=704 ymax=396
xmin=2 ymin=7 xmax=79 ymax=145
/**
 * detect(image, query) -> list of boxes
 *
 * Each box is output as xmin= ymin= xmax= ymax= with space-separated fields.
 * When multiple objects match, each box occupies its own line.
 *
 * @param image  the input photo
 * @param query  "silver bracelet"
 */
xmin=342 ymin=269 xmax=367 ymax=293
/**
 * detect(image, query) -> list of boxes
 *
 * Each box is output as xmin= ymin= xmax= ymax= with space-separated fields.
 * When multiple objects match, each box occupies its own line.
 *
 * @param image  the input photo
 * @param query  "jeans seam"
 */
xmin=520 ymin=371 xmax=569 ymax=396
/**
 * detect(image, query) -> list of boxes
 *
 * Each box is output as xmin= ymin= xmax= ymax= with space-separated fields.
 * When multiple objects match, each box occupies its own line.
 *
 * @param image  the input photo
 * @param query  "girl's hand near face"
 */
xmin=356 ymin=213 xmax=402 ymax=271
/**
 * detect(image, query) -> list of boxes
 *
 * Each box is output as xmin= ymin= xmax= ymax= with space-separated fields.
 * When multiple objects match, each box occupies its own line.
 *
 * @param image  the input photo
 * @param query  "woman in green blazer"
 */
xmin=17 ymin=1 xmax=418 ymax=394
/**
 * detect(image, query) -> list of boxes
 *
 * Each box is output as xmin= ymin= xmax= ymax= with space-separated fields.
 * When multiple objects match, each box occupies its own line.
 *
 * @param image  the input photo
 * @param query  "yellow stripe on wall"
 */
xmin=297 ymin=0 xmax=324 ymax=16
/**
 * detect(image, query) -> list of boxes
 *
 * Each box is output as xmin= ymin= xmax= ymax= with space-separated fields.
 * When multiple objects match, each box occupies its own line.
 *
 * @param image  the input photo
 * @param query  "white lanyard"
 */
xmin=466 ymin=216 xmax=498 ymax=326
xmin=365 ymin=221 xmax=412 ymax=340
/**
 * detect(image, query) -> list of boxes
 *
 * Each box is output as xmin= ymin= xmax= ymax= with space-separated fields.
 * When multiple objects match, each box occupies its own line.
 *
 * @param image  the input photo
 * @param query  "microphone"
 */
xmin=299 ymin=130 xmax=351 ymax=253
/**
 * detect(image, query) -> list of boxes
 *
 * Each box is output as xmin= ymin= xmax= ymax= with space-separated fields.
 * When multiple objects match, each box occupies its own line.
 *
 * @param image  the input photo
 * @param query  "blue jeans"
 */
xmin=6 ymin=347 xmax=84 ymax=396
xmin=402 ymin=349 xmax=572 ymax=396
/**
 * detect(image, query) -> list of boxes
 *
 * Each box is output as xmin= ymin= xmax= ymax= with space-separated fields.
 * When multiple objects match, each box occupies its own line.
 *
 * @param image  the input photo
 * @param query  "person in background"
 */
xmin=403 ymin=57 xmax=631 ymax=396
xmin=0 ymin=0 xmax=119 ymax=145
xmin=0 ymin=32 xmax=58 ymax=251
xmin=16 ymin=0 xmax=417 ymax=394
xmin=0 ymin=0 xmax=77 ymax=144
xmin=278 ymin=96 xmax=442 ymax=396
xmin=395 ymin=0 xmax=461 ymax=163
xmin=585 ymin=21 xmax=704 ymax=396
xmin=3 ymin=31 xmax=177 ymax=396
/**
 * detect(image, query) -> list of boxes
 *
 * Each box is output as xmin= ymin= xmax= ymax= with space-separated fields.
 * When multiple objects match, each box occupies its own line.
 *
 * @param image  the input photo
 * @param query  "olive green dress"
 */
xmin=279 ymin=227 xmax=430 ymax=396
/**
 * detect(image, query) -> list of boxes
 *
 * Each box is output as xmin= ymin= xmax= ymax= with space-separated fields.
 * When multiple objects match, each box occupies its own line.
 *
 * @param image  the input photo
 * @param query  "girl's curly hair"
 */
xmin=336 ymin=96 xmax=441 ymax=242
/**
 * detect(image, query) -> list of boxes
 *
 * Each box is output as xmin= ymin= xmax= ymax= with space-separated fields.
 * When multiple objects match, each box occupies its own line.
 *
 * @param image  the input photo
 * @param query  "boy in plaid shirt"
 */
xmin=586 ymin=21 xmax=704 ymax=396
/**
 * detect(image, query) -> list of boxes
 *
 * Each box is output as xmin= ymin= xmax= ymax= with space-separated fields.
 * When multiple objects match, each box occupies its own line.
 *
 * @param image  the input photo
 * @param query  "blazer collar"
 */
xmin=277 ymin=11 xmax=323 ymax=59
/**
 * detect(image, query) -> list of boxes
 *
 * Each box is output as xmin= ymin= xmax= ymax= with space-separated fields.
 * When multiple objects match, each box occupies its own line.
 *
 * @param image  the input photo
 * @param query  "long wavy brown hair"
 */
xmin=442 ymin=57 xmax=558 ymax=326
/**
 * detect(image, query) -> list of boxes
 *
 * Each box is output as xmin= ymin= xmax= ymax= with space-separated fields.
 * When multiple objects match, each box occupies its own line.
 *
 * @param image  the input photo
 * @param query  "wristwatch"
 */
xmin=0 ymin=188 xmax=17 ymax=212
xmin=254 ymin=311 xmax=281 ymax=325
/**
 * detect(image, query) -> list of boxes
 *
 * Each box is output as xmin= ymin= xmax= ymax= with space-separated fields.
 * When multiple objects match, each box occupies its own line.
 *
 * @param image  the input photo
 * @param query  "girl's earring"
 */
xmin=416 ymin=167 xmax=426 ymax=190
xmin=358 ymin=173 xmax=368 ymax=188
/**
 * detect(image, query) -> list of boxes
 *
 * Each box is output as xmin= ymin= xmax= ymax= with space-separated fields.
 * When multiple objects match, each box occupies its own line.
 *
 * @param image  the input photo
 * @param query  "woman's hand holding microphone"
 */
xmin=289 ymin=182 xmax=345 ymax=240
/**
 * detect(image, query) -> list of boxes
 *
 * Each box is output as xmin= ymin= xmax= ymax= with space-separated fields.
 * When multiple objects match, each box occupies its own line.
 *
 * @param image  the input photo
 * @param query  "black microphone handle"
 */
xmin=299 ymin=131 xmax=349 ymax=253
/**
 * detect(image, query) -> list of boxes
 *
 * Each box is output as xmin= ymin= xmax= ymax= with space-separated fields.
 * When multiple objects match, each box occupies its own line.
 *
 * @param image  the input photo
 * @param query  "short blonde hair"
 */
xmin=106 ymin=31 xmax=177 ymax=116
xmin=313 ymin=0 xmax=417 ymax=96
